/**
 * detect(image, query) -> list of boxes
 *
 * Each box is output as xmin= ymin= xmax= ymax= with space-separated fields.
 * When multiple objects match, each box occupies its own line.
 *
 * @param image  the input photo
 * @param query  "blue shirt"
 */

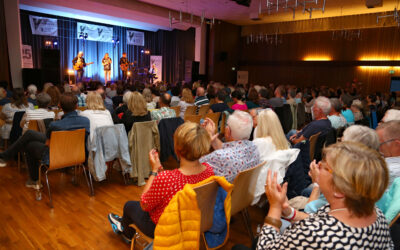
xmin=341 ymin=109 xmax=355 ymax=124
xmin=298 ymin=119 xmax=332 ymax=139
xmin=46 ymin=111 xmax=90 ymax=139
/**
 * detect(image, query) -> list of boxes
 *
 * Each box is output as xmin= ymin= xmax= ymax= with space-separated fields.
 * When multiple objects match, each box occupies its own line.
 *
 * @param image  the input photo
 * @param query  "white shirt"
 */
xmin=386 ymin=156 xmax=400 ymax=190
xmin=80 ymin=109 xmax=114 ymax=141
xmin=23 ymin=108 xmax=56 ymax=130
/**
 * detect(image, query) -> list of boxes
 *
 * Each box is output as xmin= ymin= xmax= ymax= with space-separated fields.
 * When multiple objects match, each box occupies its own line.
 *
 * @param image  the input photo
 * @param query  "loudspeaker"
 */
xmin=22 ymin=68 xmax=42 ymax=90
xmin=41 ymin=68 xmax=60 ymax=86
xmin=191 ymin=61 xmax=200 ymax=82
xmin=41 ymin=49 xmax=60 ymax=69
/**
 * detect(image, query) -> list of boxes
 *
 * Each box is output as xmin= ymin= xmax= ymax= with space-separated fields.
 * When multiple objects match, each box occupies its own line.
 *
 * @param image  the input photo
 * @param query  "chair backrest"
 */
xmin=77 ymin=106 xmax=87 ymax=111
xmin=231 ymin=162 xmax=266 ymax=216
xmin=184 ymin=114 xmax=202 ymax=124
xmin=49 ymin=129 xmax=86 ymax=170
xmin=184 ymin=105 xmax=197 ymax=116
xmin=9 ymin=111 xmax=26 ymax=144
xmin=170 ymin=106 xmax=180 ymax=116
xmin=27 ymin=120 xmax=39 ymax=131
xmin=193 ymin=181 xmax=219 ymax=233
xmin=198 ymin=105 xmax=210 ymax=116
xmin=390 ymin=213 xmax=400 ymax=227
xmin=297 ymin=103 xmax=306 ymax=129
xmin=204 ymin=112 xmax=221 ymax=133
xmin=370 ymin=111 xmax=378 ymax=129
xmin=309 ymin=132 xmax=321 ymax=161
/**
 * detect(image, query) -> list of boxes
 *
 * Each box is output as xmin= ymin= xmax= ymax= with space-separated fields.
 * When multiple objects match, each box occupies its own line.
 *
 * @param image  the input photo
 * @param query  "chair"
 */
xmin=220 ymin=111 xmax=229 ymax=135
xmin=130 ymin=224 xmax=154 ymax=250
xmin=184 ymin=105 xmax=197 ymax=116
xmin=290 ymin=104 xmax=298 ymax=130
xmin=309 ymin=132 xmax=321 ymax=161
xmin=198 ymin=104 xmax=210 ymax=116
xmin=77 ymin=106 xmax=87 ymax=111
xmin=204 ymin=112 xmax=221 ymax=133
xmin=227 ymin=102 xmax=234 ymax=108
xmin=38 ymin=129 xmax=93 ymax=208
xmin=231 ymin=162 xmax=265 ymax=240
xmin=390 ymin=213 xmax=400 ymax=227
xmin=297 ymin=103 xmax=306 ymax=129
xmin=184 ymin=114 xmax=202 ymax=124
xmin=170 ymin=106 xmax=180 ymax=117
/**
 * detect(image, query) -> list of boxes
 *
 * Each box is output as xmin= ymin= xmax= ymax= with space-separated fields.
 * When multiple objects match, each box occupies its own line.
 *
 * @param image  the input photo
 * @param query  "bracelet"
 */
xmin=313 ymin=183 xmax=319 ymax=188
xmin=283 ymin=209 xmax=296 ymax=221
xmin=282 ymin=207 xmax=295 ymax=220
xmin=264 ymin=216 xmax=282 ymax=229
xmin=149 ymin=171 xmax=158 ymax=177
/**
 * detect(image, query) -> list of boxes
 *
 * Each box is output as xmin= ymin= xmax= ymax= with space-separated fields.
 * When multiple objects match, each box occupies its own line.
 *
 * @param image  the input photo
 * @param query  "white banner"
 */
xmin=127 ymin=30 xmax=145 ymax=46
xmin=150 ymin=55 xmax=162 ymax=82
xmin=21 ymin=45 xmax=33 ymax=69
xmin=77 ymin=22 xmax=113 ymax=42
xmin=29 ymin=15 xmax=58 ymax=36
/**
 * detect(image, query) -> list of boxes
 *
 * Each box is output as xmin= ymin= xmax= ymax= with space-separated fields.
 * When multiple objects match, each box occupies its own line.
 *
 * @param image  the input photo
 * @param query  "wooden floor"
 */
xmin=0 ymin=162 xmax=265 ymax=250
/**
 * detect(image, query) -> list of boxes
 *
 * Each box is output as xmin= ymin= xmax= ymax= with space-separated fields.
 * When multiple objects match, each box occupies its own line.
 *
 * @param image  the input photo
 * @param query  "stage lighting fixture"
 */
xmin=53 ymin=39 xmax=58 ymax=47
xmin=67 ymin=69 xmax=75 ymax=75
xmin=44 ymin=40 xmax=53 ymax=48
xmin=116 ymin=39 xmax=120 ymax=44
xmin=112 ymin=38 xmax=115 ymax=43
xmin=141 ymin=49 xmax=145 ymax=53
xmin=144 ymin=50 xmax=150 ymax=55
xmin=127 ymin=71 xmax=131 ymax=76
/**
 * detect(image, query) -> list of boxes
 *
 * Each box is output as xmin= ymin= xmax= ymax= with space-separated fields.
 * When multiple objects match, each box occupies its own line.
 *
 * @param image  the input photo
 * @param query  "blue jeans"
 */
xmin=286 ymin=129 xmax=297 ymax=141
xmin=121 ymin=201 xmax=156 ymax=238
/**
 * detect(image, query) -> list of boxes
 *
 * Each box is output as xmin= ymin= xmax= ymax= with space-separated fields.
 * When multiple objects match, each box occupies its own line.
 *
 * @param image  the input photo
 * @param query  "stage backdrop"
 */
xmin=20 ymin=10 xmax=195 ymax=85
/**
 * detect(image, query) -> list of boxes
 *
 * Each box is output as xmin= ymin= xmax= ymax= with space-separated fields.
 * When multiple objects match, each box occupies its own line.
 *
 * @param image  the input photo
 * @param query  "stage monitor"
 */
xmin=390 ymin=77 xmax=400 ymax=92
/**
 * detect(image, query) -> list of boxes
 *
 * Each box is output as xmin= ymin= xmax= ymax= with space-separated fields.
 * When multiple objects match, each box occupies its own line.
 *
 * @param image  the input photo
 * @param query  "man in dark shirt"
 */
xmin=289 ymin=96 xmax=332 ymax=145
xmin=0 ymin=93 xmax=90 ymax=188
xmin=210 ymin=90 xmax=230 ymax=113
xmin=119 ymin=53 xmax=130 ymax=81
xmin=72 ymin=51 xmax=86 ymax=83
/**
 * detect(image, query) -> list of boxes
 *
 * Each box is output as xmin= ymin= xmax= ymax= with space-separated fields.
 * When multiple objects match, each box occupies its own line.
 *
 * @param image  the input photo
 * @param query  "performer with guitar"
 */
xmin=102 ymin=53 xmax=112 ymax=84
xmin=72 ymin=51 xmax=93 ymax=83
xmin=119 ymin=52 xmax=132 ymax=82
xmin=149 ymin=63 xmax=158 ymax=84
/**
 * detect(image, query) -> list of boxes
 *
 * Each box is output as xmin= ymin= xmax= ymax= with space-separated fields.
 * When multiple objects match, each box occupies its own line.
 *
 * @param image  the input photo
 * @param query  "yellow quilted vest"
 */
xmin=153 ymin=176 xmax=233 ymax=250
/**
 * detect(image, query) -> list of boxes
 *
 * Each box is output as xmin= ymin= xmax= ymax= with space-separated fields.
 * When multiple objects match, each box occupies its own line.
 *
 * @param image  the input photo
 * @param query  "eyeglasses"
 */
xmin=379 ymin=138 xmax=399 ymax=148
xmin=319 ymin=160 xmax=333 ymax=174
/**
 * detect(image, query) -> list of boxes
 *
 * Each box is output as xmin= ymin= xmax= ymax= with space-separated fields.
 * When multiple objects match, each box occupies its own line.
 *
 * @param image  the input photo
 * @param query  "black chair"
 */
xmin=297 ymin=103 xmax=306 ymax=129
xmin=275 ymin=105 xmax=293 ymax=134
xmin=157 ymin=117 xmax=184 ymax=169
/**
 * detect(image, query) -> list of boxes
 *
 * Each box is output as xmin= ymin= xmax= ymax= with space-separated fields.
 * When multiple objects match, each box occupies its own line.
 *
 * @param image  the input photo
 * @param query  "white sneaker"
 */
xmin=0 ymin=159 xmax=7 ymax=167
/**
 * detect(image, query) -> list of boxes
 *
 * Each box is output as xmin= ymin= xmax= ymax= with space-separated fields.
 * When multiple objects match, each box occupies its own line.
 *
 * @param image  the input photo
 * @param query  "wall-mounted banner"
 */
xmin=77 ymin=22 xmax=113 ymax=42
xmin=127 ymin=30 xmax=145 ymax=46
xmin=21 ymin=45 xmax=33 ymax=68
xmin=150 ymin=55 xmax=162 ymax=82
xmin=29 ymin=15 xmax=58 ymax=36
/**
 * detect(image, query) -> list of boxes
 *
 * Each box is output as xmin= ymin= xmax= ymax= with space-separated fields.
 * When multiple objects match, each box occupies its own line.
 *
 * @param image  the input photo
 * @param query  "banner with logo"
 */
xmin=127 ymin=30 xmax=145 ymax=46
xmin=21 ymin=45 xmax=33 ymax=68
xmin=77 ymin=22 xmax=113 ymax=42
xmin=29 ymin=15 xmax=58 ymax=36
xmin=150 ymin=55 xmax=162 ymax=82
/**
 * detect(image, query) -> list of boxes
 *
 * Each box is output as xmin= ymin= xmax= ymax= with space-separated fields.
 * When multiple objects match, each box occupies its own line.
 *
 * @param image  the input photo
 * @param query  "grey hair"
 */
xmin=314 ymin=96 xmax=332 ymax=115
xmin=342 ymin=125 xmax=380 ymax=150
xmin=27 ymin=84 xmax=37 ymax=95
xmin=36 ymin=92 xmax=51 ymax=108
xmin=382 ymin=109 xmax=400 ymax=123
xmin=227 ymin=110 xmax=253 ymax=140
xmin=329 ymin=98 xmax=342 ymax=112
xmin=122 ymin=91 xmax=132 ymax=104
xmin=142 ymin=88 xmax=153 ymax=103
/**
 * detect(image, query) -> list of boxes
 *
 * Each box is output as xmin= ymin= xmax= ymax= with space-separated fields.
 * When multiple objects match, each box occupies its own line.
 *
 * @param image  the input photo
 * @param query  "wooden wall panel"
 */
xmin=0 ymin=0 xmax=11 ymax=86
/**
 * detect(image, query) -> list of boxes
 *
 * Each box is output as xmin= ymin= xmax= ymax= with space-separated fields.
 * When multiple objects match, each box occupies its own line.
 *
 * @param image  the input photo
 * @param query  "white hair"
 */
xmin=254 ymin=85 xmax=262 ymax=93
xmin=342 ymin=125 xmax=380 ymax=150
xmin=313 ymin=96 xmax=332 ymax=115
xmin=227 ymin=110 xmax=253 ymax=140
xmin=27 ymin=84 xmax=37 ymax=99
xmin=123 ymin=91 xmax=132 ymax=104
xmin=382 ymin=109 xmax=400 ymax=123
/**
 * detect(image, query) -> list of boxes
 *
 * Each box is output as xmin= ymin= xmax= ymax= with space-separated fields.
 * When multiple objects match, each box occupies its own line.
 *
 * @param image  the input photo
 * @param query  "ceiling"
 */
xmin=138 ymin=0 xmax=400 ymax=25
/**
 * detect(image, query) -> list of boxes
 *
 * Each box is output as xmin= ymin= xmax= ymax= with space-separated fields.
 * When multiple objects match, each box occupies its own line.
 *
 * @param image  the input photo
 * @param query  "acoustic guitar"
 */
xmin=120 ymin=62 xmax=133 ymax=72
xmin=73 ymin=62 xmax=94 ymax=71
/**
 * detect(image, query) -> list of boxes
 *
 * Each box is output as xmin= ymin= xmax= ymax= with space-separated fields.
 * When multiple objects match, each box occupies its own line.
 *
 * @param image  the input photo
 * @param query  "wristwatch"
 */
xmin=149 ymin=171 xmax=158 ymax=177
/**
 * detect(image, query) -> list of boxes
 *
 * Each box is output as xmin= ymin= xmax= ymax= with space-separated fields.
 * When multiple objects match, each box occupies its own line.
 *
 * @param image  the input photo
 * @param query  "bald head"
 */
xmin=196 ymin=87 xmax=205 ymax=97
xmin=159 ymin=93 xmax=171 ymax=107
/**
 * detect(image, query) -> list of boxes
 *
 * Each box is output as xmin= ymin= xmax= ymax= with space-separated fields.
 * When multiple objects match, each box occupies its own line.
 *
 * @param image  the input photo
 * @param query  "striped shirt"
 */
xmin=23 ymin=108 xmax=55 ymax=130
xmin=194 ymin=96 xmax=209 ymax=107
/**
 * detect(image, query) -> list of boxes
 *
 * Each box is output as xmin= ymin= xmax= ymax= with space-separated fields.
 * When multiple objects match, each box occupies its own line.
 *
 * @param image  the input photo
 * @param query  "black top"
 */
xmin=210 ymin=103 xmax=230 ymax=113
xmin=121 ymin=110 xmax=151 ymax=134
xmin=112 ymin=95 xmax=123 ymax=108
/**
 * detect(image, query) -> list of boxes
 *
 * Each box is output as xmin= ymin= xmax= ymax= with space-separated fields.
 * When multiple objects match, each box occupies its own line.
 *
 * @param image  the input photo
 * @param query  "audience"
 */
xmin=327 ymin=98 xmax=347 ymax=129
xmin=150 ymin=93 xmax=176 ymax=122
xmin=381 ymin=109 xmax=400 ymax=123
xmin=20 ymin=93 xmax=55 ymax=132
xmin=71 ymin=85 xmax=86 ymax=107
xmin=107 ymin=122 xmax=214 ymax=244
xmin=27 ymin=84 xmax=38 ymax=105
xmin=178 ymin=88 xmax=194 ymax=118
xmin=200 ymin=110 xmax=260 ymax=182
xmin=269 ymin=85 xmax=285 ymax=108
xmin=142 ymin=88 xmax=156 ymax=110
xmin=0 ymin=87 xmax=10 ymax=105
xmin=194 ymin=87 xmax=209 ymax=107
xmin=231 ymin=90 xmax=248 ymax=111
xmin=120 ymin=92 xmax=151 ymax=134
xmin=45 ymin=86 xmax=61 ymax=110
xmin=258 ymin=88 xmax=272 ymax=109
xmin=111 ymin=84 xmax=124 ymax=108
xmin=246 ymin=88 xmax=260 ymax=109
xmin=209 ymin=89 xmax=230 ymax=113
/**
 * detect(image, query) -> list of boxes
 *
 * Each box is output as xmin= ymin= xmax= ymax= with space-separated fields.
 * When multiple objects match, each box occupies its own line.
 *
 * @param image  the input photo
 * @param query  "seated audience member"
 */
xmin=327 ymin=98 xmax=347 ymax=129
xmin=209 ymin=89 xmax=230 ymax=113
xmin=269 ymin=85 xmax=286 ymax=108
xmin=286 ymin=88 xmax=296 ymax=105
xmin=178 ymin=88 xmax=194 ymax=118
xmin=80 ymin=92 xmax=113 ymax=141
xmin=246 ymin=88 xmax=260 ymax=109
xmin=206 ymin=84 xmax=216 ymax=102
xmin=71 ymin=85 xmax=86 ymax=107
xmin=114 ymin=91 xmax=131 ymax=121
xmin=120 ymin=92 xmax=151 ymax=134
xmin=95 ymin=83 xmax=114 ymax=114
xmin=351 ymin=99 xmax=364 ymax=122
xmin=112 ymin=84 xmax=124 ymax=109
xmin=231 ymin=90 xmax=248 ymax=111
xmin=376 ymin=121 xmax=400 ymax=190
xmin=150 ymin=93 xmax=176 ymax=122
xmin=257 ymin=142 xmax=393 ymax=249
xmin=381 ymin=109 xmax=400 ymax=123
xmin=106 ymin=83 xmax=117 ymax=98
xmin=0 ymin=87 xmax=10 ymax=105
xmin=289 ymin=96 xmax=332 ymax=145
xmin=0 ymin=93 xmax=90 ymax=186
xmin=0 ymin=88 xmax=34 ymax=140
xmin=45 ymin=86 xmax=61 ymax=110
xmin=200 ymin=110 xmax=260 ymax=182
xmin=143 ymin=88 xmax=156 ymax=110
xmin=20 ymin=93 xmax=55 ymax=132
xmin=27 ymin=84 xmax=38 ymax=105
xmin=340 ymin=94 xmax=355 ymax=125
xmin=194 ymin=87 xmax=209 ymax=107
xmin=258 ymin=88 xmax=273 ymax=109
xmin=170 ymin=86 xmax=181 ymax=107
xmin=107 ymin=122 xmax=214 ymax=244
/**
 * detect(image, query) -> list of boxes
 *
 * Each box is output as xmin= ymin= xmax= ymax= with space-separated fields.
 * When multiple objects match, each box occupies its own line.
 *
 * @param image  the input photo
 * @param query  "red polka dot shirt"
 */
xmin=141 ymin=163 xmax=214 ymax=224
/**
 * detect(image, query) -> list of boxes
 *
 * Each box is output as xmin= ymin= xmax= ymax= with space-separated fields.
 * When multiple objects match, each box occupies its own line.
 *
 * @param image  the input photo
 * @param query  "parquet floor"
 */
xmin=0 ymin=162 xmax=265 ymax=250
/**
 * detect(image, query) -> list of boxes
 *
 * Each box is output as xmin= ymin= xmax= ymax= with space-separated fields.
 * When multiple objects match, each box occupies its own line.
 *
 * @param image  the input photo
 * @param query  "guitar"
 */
xmin=73 ymin=62 xmax=93 ymax=71
xmin=120 ymin=62 xmax=133 ymax=72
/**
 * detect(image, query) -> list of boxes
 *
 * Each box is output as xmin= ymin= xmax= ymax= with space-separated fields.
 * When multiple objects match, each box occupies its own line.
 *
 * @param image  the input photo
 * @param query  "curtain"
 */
xmin=0 ymin=0 xmax=11 ymax=85
xmin=20 ymin=10 xmax=195 ymax=84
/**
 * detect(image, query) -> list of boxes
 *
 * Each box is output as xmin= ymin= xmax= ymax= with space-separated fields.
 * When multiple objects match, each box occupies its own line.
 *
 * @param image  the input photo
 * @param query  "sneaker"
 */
xmin=0 ymin=159 xmax=7 ymax=168
xmin=108 ymin=213 xmax=123 ymax=234
xmin=25 ymin=180 xmax=43 ymax=189
xmin=121 ymin=233 xmax=132 ymax=245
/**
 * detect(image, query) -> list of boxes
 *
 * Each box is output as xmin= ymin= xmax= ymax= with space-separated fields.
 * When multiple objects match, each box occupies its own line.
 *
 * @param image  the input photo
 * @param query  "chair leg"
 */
xmin=82 ymin=164 xmax=94 ymax=196
xmin=45 ymin=170 xmax=53 ymax=208
xmin=241 ymin=208 xmax=254 ymax=240
xmin=17 ymin=152 xmax=21 ymax=172
xmin=73 ymin=166 xmax=78 ymax=186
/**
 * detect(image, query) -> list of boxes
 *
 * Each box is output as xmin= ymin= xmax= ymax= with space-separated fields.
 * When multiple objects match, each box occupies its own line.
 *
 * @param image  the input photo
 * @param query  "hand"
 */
xmin=265 ymin=169 xmax=288 ymax=211
xmin=308 ymin=160 xmax=320 ymax=184
xmin=281 ymin=197 xmax=292 ymax=217
xmin=289 ymin=134 xmax=297 ymax=141
xmin=149 ymin=149 xmax=162 ymax=172
xmin=201 ymin=118 xmax=219 ymax=141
